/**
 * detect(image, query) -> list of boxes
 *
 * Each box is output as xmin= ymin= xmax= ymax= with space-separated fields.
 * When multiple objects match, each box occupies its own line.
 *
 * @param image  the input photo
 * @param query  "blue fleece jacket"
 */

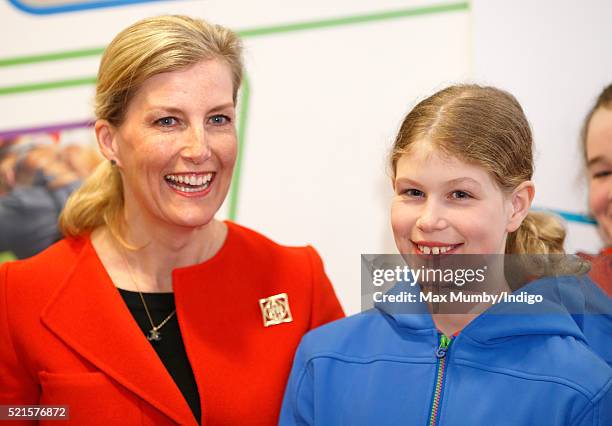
xmin=280 ymin=277 xmax=612 ymax=425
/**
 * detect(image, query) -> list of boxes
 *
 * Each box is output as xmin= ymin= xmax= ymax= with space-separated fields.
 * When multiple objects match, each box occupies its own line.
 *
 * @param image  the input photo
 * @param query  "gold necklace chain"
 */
xmin=120 ymin=248 xmax=176 ymax=342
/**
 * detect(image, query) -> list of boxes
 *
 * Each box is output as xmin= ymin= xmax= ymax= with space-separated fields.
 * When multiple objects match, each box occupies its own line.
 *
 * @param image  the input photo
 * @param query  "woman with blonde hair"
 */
xmin=0 ymin=15 xmax=343 ymax=425
xmin=280 ymin=85 xmax=611 ymax=425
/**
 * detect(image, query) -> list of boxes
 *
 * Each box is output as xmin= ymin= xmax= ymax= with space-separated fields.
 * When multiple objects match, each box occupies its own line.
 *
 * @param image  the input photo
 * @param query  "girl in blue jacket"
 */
xmin=280 ymin=85 xmax=612 ymax=425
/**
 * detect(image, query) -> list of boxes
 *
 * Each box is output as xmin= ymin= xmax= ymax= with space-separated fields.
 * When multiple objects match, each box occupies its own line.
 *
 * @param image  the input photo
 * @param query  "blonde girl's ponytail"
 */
xmin=505 ymin=212 xmax=590 ymax=280
xmin=505 ymin=211 xmax=565 ymax=255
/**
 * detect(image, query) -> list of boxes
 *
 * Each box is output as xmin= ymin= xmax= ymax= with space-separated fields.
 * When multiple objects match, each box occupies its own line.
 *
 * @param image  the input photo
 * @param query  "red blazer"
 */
xmin=0 ymin=222 xmax=344 ymax=425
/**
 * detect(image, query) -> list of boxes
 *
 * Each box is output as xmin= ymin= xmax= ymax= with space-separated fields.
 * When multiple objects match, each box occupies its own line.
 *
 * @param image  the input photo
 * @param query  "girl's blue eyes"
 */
xmin=450 ymin=190 xmax=471 ymax=199
xmin=402 ymin=189 xmax=472 ymax=200
xmin=404 ymin=189 xmax=424 ymax=197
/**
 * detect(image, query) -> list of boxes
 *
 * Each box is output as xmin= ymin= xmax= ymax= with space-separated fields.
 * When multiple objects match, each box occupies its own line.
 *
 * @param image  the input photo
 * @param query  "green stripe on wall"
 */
xmin=0 ymin=47 xmax=104 ymax=67
xmin=0 ymin=77 xmax=97 ymax=95
xmin=0 ymin=2 xmax=468 ymax=69
xmin=238 ymin=2 xmax=468 ymax=37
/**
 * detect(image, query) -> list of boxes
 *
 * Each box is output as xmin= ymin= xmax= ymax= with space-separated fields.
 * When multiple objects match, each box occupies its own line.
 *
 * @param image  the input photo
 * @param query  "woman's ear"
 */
xmin=95 ymin=119 xmax=121 ymax=166
xmin=506 ymin=181 xmax=535 ymax=232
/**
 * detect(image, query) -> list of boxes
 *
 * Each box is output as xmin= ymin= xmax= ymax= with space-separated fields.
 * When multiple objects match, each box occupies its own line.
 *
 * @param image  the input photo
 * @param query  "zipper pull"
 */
xmin=435 ymin=334 xmax=451 ymax=359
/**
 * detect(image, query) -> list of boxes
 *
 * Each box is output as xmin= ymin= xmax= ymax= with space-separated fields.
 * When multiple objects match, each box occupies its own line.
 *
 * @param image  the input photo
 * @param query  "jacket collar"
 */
xmin=375 ymin=276 xmax=587 ymax=344
xmin=41 ymin=237 xmax=196 ymax=426
xmin=374 ymin=282 xmax=436 ymax=331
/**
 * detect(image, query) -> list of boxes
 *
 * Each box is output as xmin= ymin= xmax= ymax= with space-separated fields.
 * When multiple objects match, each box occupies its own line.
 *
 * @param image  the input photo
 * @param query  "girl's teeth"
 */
xmin=418 ymin=244 xmax=455 ymax=255
xmin=196 ymin=176 xmax=203 ymax=186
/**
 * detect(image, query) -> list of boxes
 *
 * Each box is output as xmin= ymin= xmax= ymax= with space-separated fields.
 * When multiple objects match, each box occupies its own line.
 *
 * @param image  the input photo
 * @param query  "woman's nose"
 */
xmin=182 ymin=127 xmax=211 ymax=164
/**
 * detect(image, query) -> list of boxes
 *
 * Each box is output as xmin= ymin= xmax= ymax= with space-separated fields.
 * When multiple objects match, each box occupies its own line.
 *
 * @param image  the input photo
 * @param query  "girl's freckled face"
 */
xmin=391 ymin=140 xmax=514 ymax=255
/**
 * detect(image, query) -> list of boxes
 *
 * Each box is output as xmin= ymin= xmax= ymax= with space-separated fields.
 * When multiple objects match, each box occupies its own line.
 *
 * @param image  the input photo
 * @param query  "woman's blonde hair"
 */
xmin=390 ymin=84 xmax=565 ymax=255
xmin=60 ymin=15 xmax=243 ymax=240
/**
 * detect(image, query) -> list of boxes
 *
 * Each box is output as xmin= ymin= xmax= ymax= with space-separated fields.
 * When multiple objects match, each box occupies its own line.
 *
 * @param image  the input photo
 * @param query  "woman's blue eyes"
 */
xmin=157 ymin=117 xmax=178 ymax=127
xmin=209 ymin=115 xmax=231 ymax=125
xmin=155 ymin=115 xmax=231 ymax=127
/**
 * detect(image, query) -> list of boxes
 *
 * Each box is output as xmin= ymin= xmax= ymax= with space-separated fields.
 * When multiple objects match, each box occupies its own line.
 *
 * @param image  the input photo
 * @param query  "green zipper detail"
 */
xmin=428 ymin=334 xmax=451 ymax=426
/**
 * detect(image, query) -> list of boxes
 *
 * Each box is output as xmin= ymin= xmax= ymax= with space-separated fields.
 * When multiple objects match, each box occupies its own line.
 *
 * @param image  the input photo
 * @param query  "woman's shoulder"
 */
xmin=225 ymin=221 xmax=324 ymax=265
xmin=226 ymin=221 xmax=305 ymax=248
xmin=1 ymin=236 xmax=88 ymax=289
xmin=0 ymin=236 xmax=89 ymax=325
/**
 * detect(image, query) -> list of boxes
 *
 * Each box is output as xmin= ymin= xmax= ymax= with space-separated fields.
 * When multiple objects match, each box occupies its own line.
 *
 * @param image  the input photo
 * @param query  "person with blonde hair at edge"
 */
xmin=0 ymin=15 xmax=343 ymax=425
xmin=578 ymin=84 xmax=612 ymax=296
xmin=574 ymin=83 xmax=612 ymax=368
xmin=280 ymin=85 xmax=611 ymax=425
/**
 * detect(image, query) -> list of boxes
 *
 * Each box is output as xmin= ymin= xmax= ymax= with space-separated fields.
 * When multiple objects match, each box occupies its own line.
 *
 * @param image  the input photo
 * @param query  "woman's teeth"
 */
xmin=417 ymin=244 xmax=455 ymax=255
xmin=164 ymin=173 xmax=213 ymax=193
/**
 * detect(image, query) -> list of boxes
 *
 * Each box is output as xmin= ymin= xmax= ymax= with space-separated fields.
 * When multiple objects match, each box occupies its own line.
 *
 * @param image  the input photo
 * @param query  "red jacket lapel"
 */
xmin=41 ymin=239 xmax=197 ymax=426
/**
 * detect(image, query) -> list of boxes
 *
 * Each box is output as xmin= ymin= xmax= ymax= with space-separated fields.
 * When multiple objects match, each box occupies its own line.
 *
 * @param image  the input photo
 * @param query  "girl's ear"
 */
xmin=95 ymin=119 xmax=122 ymax=166
xmin=506 ymin=181 xmax=535 ymax=232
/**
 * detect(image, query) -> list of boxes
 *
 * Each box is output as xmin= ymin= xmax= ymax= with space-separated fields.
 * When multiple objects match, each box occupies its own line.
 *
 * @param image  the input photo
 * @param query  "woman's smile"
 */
xmin=164 ymin=172 xmax=216 ymax=196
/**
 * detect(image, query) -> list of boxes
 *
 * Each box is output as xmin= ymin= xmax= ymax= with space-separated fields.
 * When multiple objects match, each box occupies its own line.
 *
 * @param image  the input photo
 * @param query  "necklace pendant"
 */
xmin=147 ymin=329 xmax=162 ymax=342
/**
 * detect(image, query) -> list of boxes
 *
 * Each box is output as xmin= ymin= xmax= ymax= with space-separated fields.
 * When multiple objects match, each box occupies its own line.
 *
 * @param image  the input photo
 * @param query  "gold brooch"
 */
xmin=259 ymin=293 xmax=293 ymax=327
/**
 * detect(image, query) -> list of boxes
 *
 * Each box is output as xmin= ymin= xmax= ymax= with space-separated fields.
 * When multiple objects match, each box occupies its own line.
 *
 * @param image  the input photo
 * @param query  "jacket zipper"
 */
xmin=428 ymin=334 xmax=451 ymax=426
